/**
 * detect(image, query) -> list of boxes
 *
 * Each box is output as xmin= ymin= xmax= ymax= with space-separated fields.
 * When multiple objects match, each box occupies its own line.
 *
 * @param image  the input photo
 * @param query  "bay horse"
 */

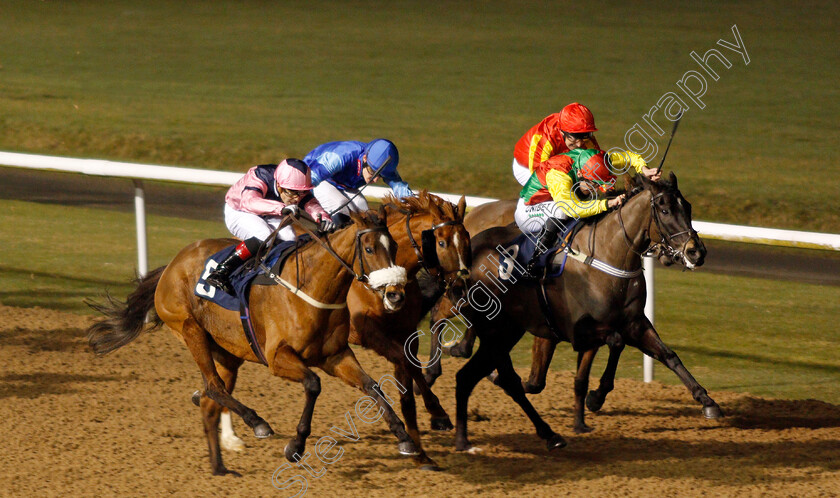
xmin=449 ymin=172 xmax=722 ymax=452
xmin=346 ymin=191 xmax=470 ymax=470
xmin=87 ymin=209 xmax=419 ymax=476
xmin=219 ymin=191 xmax=472 ymax=470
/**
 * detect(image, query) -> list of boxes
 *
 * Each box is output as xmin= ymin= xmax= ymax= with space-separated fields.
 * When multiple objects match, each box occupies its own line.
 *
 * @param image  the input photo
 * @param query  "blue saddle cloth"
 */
xmin=193 ymin=237 xmax=308 ymax=311
xmin=496 ymin=219 xmax=579 ymax=280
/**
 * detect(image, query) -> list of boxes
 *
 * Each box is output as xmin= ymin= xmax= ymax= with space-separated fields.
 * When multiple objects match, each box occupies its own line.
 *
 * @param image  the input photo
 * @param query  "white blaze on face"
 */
xmin=453 ymin=231 xmax=468 ymax=271
xmin=379 ymin=234 xmax=391 ymax=261
xmin=367 ymin=265 xmax=407 ymax=290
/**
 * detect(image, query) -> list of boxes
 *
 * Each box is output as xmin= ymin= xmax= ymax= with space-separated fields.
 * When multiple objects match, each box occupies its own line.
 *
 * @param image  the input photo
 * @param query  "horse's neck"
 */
xmin=584 ymin=190 xmax=652 ymax=269
xmin=293 ymin=227 xmax=359 ymax=301
xmin=388 ymin=210 xmax=427 ymax=275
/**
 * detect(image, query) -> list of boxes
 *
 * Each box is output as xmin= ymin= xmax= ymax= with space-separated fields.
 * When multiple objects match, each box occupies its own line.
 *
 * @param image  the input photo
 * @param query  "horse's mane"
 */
xmin=383 ymin=189 xmax=460 ymax=220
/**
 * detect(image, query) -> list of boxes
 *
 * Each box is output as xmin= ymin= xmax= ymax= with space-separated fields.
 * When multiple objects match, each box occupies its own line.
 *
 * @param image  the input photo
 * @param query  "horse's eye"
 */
xmin=661 ymin=209 xmax=669 ymax=215
xmin=365 ymin=247 xmax=374 ymax=254
xmin=438 ymin=240 xmax=446 ymax=248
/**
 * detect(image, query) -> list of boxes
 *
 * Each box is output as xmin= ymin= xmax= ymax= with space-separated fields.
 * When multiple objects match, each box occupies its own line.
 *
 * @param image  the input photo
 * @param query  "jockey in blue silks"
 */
xmin=303 ymin=139 xmax=413 ymax=218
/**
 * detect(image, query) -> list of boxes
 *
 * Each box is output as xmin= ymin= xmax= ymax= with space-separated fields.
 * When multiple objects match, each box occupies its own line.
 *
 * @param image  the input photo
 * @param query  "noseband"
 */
xmin=619 ymin=189 xmax=696 ymax=266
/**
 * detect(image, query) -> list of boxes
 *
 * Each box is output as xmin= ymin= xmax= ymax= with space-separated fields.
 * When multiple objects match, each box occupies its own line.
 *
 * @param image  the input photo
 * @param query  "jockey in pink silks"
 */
xmin=205 ymin=158 xmax=333 ymax=294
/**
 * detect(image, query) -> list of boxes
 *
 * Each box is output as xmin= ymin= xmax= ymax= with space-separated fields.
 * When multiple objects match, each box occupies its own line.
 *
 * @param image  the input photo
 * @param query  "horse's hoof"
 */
xmin=522 ymin=381 xmax=545 ymax=394
xmin=420 ymin=464 xmax=443 ymax=472
xmin=703 ymin=404 xmax=724 ymax=419
xmin=486 ymin=371 xmax=500 ymax=385
xmin=455 ymin=439 xmax=475 ymax=452
xmin=546 ymin=434 xmax=567 ymax=451
xmin=221 ymin=434 xmax=246 ymax=452
xmin=398 ymin=441 xmax=420 ymax=456
xmin=585 ymin=391 xmax=604 ymax=412
xmin=431 ymin=416 xmax=454 ymax=431
xmin=284 ymin=443 xmax=304 ymax=462
xmin=191 ymin=390 xmax=202 ymax=407
xmin=573 ymin=423 xmax=594 ymax=434
xmin=253 ymin=421 xmax=274 ymax=439
xmin=212 ymin=466 xmax=242 ymax=477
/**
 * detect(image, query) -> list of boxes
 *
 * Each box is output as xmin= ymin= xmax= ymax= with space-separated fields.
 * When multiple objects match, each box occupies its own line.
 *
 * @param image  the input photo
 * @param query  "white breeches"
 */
xmin=512 ymin=158 xmax=532 ymax=186
xmin=514 ymin=198 xmax=569 ymax=234
xmin=224 ymin=204 xmax=296 ymax=242
xmin=312 ymin=181 xmax=369 ymax=216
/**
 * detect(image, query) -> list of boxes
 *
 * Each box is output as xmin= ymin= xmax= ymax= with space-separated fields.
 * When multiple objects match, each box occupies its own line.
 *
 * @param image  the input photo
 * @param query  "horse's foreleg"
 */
xmin=586 ymin=341 xmax=625 ymax=413
xmin=573 ymin=349 xmax=597 ymax=433
xmin=626 ymin=317 xmax=723 ymax=419
xmin=422 ymin=299 xmax=447 ymax=388
xmin=321 ymin=348 xmax=419 ymax=457
xmin=269 ymin=345 xmax=322 ymax=463
xmin=493 ymin=351 xmax=567 ymax=450
xmin=180 ymin=318 xmax=273 ymax=443
xmin=454 ymin=344 xmax=496 ymax=453
xmin=523 ymin=336 xmax=558 ymax=394
xmin=393 ymin=364 xmax=440 ymax=470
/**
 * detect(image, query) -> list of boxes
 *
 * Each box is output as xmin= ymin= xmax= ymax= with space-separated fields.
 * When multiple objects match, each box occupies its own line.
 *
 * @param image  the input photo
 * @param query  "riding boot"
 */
xmin=206 ymin=238 xmax=260 ymax=295
xmin=524 ymin=218 xmax=563 ymax=279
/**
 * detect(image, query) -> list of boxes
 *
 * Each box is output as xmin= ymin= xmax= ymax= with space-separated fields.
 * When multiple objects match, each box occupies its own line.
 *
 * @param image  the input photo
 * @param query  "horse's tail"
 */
xmin=86 ymin=265 xmax=167 ymax=356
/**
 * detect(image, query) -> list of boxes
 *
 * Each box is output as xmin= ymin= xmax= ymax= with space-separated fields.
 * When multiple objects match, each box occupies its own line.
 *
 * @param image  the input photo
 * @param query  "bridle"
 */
xmin=617 ymin=186 xmax=696 ymax=266
xmin=403 ymin=211 xmax=469 ymax=288
xmin=261 ymin=215 xmax=395 ymax=293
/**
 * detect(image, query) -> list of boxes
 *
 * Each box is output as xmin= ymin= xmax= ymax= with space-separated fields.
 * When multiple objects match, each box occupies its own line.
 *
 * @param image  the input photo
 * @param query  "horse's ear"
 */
xmin=377 ymin=203 xmax=388 ymax=224
xmin=457 ymin=195 xmax=467 ymax=221
xmin=348 ymin=209 xmax=363 ymax=226
xmin=668 ymin=171 xmax=678 ymax=189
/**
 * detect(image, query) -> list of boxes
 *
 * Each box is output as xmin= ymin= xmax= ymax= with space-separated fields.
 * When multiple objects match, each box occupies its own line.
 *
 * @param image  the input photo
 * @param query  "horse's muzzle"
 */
xmin=682 ymin=237 xmax=706 ymax=269
xmin=383 ymin=285 xmax=406 ymax=312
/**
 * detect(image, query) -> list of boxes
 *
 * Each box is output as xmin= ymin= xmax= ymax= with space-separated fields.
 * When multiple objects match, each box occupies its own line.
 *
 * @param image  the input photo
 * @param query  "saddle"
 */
xmin=496 ymin=219 xmax=581 ymax=281
xmin=194 ymin=236 xmax=310 ymax=311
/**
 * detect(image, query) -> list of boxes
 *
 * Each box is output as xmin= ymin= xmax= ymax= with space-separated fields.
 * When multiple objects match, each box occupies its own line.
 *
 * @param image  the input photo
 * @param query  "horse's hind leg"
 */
xmin=321 ymin=348 xmax=418 ymax=457
xmin=572 ymin=348 xmax=597 ymax=433
xmin=179 ymin=318 xmax=274 ymax=438
xmin=625 ymin=317 xmax=723 ymax=419
xmin=523 ymin=336 xmax=558 ymax=394
xmin=200 ymin=353 xmax=244 ymax=476
xmin=586 ymin=340 xmax=625 ymax=413
xmin=268 ymin=345 xmax=322 ymax=463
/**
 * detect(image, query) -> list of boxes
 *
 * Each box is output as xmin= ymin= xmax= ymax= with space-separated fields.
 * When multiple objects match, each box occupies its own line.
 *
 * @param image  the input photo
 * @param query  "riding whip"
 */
xmin=655 ymin=111 xmax=683 ymax=175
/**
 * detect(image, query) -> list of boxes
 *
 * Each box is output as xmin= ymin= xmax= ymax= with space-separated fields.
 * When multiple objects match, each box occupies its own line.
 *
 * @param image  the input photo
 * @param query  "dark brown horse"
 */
xmin=87 ymin=210 xmax=419 ymax=475
xmin=448 ymin=173 xmax=721 ymax=452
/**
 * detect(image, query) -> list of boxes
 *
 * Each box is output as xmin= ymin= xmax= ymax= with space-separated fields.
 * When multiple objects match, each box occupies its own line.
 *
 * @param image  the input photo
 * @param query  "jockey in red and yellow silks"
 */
xmin=515 ymin=146 xmax=657 ymax=278
xmin=512 ymin=103 xmax=601 ymax=186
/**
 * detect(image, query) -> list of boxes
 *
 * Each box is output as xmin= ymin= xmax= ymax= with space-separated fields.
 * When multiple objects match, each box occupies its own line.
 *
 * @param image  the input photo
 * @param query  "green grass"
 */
xmin=1 ymin=0 xmax=838 ymax=231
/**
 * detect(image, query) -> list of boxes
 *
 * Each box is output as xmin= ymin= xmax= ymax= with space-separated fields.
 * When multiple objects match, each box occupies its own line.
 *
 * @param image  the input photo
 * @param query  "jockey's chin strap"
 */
xmin=403 ymin=211 xmax=468 ymax=289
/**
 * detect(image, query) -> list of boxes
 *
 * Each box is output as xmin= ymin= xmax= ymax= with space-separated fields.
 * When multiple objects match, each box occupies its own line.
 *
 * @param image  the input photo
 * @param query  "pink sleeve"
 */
xmin=239 ymin=189 xmax=286 ymax=216
xmin=302 ymin=194 xmax=329 ymax=220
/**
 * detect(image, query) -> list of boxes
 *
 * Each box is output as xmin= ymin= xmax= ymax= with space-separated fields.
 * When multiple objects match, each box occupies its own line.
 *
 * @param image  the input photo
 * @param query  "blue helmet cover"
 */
xmin=363 ymin=139 xmax=399 ymax=175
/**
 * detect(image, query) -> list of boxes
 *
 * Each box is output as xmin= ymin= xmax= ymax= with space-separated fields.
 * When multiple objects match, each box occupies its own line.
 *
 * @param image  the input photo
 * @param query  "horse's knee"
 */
xmin=303 ymin=374 xmax=321 ymax=398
